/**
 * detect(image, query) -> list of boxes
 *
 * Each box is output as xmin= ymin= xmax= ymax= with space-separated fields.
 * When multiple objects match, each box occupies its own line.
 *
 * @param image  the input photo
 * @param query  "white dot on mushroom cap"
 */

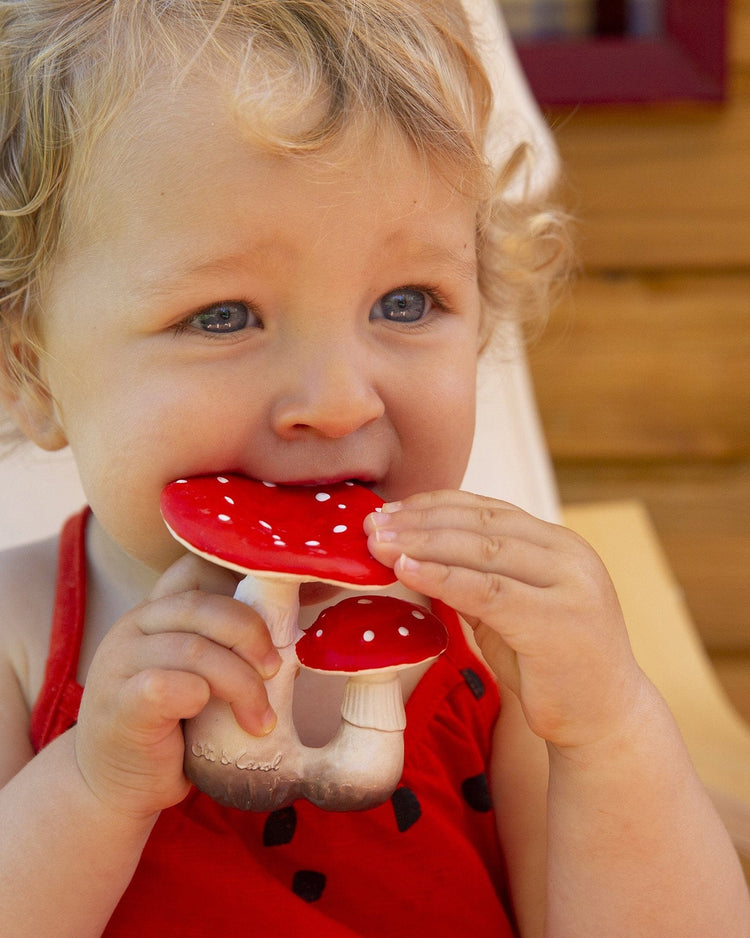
xmin=217 ymin=476 xmax=229 ymax=484
xmin=356 ymin=598 xmax=373 ymax=605
xmin=262 ymin=480 xmax=276 ymax=487
xmin=305 ymin=540 xmax=321 ymax=547
xmin=259 ymin=520 xmax=272 ymax=530
xmin=333 ymin=524 xmax=347 ymax=534
xmin=274 ymin=540 xmax=287 ymax=547
xmin=315 ymin=492 xmax=331 ymax=502
xmin=176 ymin=479 xmax=187 ymax=484
xmin=398 ymin=626 xmax=410 ymax=637
xmin=315 ymin=629 xmax=323 ymax=638
xmin=411 ymin=610 xmax=425 ymax=620
xmin=218 ymin=514 xmax=232 ymax=523
xmin=224 ymin=496 xmax=234 ymax=505
xmin=338 ymin=504 xmax=347 ymax=509
xmin=363 ymin=630 xmax=375 ymax=642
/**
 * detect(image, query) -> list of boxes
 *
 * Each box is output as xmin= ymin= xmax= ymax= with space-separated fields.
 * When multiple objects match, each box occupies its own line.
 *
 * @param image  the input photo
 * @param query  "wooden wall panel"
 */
xmin=546 ymin=0 xmax=750 ymax=271
xmin=528 ymin=0 xmax=750 ymax=656
xmin=530 ymin=273 xmax=750 ymax=460
xmin=551 ymin=100 xmax=750 ymax=270
xmin=555 ymin=462 xmax=750 ymax=651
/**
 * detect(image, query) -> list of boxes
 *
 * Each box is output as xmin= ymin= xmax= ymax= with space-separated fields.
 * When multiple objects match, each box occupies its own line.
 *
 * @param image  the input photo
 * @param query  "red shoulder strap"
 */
xmin=30 ymin=508 xmax=89 ymax=752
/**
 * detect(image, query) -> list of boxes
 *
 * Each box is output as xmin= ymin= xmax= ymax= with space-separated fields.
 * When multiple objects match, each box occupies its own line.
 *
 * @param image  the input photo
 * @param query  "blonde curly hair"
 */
xmin=0 ymin=0 xmax=566 ymax=444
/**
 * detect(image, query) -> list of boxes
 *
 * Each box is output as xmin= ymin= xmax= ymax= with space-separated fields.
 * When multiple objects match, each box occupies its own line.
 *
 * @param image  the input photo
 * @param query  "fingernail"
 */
xmin=380 ymin=501 xmax=402 ymax=513
xmin=397 ymin=553 xmax=421 ymax=573
xmin=373 ymin=525 xmax=397 ymax=543
xmin=260 ymin=650 xmax=282 ymax=680
xmin=260 ymin=707 xmax=277 ymax=736
xmin=368 ymin=508 xmax=392 ymax=526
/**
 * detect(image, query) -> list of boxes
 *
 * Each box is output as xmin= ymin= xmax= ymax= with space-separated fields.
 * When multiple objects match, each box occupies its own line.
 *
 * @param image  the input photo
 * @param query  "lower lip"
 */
xmin=290 ymin=476 xmax=373 ymax=484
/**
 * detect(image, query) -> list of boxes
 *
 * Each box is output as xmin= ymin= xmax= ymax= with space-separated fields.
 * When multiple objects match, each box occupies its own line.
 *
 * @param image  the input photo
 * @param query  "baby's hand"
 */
xmin=366 ymin=490 xmax=644 ymax=750
xmin=74 ymin=555 xmax=281 ymax=820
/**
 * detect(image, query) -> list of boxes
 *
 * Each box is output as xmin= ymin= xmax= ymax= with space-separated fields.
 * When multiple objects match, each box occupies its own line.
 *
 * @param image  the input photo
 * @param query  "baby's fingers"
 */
xmin=119 ymin=667 xmax=212 ymax=733
xmin=138 ymin=590 xmax=281 ymax=680
xmin=129 ymin=627 xmax=276 ymax=737
xmin=392 ymin=553 xmax=541 ymax=641
xmin=150 ymin=552 xmax=242 ymax=601
xmin=375 ymin=490 xmax=555 ymax=546
xmin=368 ymin=515 xmax=556 ymax=589
xmin=129 ymin=592 xmax=280 ymax=735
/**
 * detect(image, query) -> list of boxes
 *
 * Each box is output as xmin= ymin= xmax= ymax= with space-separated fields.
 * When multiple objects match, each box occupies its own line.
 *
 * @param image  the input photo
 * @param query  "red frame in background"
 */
xmin=513 ymin=0 xmax=728 ymax=106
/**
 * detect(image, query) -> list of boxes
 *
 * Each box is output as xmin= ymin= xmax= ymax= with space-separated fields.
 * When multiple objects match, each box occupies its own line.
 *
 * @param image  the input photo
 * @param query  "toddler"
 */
xmin=0 ymin=1 xmax=747 ymax=935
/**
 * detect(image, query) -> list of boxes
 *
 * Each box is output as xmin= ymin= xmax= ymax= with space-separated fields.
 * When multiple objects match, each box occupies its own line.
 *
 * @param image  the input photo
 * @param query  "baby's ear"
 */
xmin=0 ymin=334 xmax=67 ymax=451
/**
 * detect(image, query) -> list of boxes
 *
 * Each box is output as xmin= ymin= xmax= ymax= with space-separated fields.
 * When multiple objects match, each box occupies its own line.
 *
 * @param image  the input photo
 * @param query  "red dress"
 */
xmin=31 ymin=509 xmax=517 ymax=937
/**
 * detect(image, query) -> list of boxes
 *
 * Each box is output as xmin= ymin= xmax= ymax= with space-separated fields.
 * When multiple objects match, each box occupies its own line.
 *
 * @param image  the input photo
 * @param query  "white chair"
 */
xmin=1 ymin=0 xmax=748 ymax=865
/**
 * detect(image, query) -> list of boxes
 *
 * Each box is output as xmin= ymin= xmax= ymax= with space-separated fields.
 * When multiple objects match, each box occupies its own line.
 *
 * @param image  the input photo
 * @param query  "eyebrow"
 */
xmin=405 ymin=242 xmax=478 ymax=283
xmin=132 ymin=232 xmax=478 ymax=303
xmin=129 ymin=253 xmax=254 ymax=302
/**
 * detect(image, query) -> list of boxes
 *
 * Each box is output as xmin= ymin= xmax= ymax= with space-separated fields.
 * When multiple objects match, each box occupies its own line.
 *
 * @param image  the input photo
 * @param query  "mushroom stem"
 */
xmin=302 ymin=719 xmax=405 ymax=811
xmin=298 ymin=671 xmax=407 ymax=810
xmin=340 ymin=671 xmax=406 ymax=732
xmin=300 ymin=671 xmax=406 ymax=810
xmin=233 ymin=574 xmax=302 ymax=648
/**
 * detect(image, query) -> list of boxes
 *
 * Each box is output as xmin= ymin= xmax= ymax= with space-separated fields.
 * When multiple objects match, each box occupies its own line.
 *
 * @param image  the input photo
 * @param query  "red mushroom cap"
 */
xmin=296 ymin=595 xmax=449 ymax=674
xmin=160 ymin=474 xmax=397 ymax=588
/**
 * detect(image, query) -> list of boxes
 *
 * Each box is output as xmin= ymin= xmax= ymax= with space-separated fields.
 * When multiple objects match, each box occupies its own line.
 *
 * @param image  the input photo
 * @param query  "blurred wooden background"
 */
xmin=528 ymin=0 xmax=750 ymax=718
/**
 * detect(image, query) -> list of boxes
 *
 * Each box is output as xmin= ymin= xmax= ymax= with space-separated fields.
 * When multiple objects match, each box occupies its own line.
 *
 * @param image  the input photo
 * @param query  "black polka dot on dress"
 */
xmin=460 ymin=667 xmax=486 ymax=700
xmin=461 ymin=772 xmax=493 ymax=813
xmin=391 ymin=786 xmax=422 ymax=832
xmin=292 ymin=869 xmax=327 ymax=903
xmin=263 ymin=806 xmax=297 ymax=846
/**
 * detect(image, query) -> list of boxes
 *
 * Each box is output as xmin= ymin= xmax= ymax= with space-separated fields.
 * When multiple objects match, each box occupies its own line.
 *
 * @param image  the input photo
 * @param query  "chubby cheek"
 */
xmin=386 ymin=364 xmax=476 ymax=500
xmin=60 ymin=409 xmax=205 ymax=572
xmin=71 ymin=446 xmax=184 ymax=572
xmin=108 ymin=502 xmax=186 ymax=573
xmin=398 ymin=431 xmax=473 ymax=499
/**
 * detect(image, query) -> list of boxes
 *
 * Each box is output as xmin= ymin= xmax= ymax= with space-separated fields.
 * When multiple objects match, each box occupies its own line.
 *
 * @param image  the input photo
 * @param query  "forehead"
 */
xmin=47 ymin=73 xmax=480 ymax=314
xmin=58 ymin=9 xmax=488 ymax=251
xmin=64 ymin=69 xmax=478 ymax=247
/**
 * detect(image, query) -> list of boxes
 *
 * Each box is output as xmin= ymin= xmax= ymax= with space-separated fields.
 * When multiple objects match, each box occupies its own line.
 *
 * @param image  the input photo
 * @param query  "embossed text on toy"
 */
xmin=191 ymin=741 xmax=283 ymax=772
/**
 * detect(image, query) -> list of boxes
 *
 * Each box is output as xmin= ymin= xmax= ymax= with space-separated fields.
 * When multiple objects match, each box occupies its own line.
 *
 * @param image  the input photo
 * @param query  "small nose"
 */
xmin=271 ymin=345 xmax=385 ymax=440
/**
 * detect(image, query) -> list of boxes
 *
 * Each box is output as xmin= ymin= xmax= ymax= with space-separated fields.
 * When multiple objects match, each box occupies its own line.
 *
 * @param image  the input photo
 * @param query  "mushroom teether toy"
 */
xmin=161 ymin=474 xmax=446 ymax=810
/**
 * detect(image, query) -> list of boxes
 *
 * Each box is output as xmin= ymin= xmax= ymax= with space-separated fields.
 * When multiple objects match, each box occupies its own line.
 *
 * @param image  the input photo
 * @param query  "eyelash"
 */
xmin=172 ymin=285 xmax=453 ymax=339
xmin=172 ymin=300 xmax=257 ymax=340
xmin=372 ymin=285 xmax=453 ymax=329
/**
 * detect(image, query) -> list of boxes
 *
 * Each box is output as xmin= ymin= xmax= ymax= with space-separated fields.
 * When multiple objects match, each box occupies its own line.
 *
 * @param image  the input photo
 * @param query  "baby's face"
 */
xmin=36 ymin=77 xmax=482 ymax=573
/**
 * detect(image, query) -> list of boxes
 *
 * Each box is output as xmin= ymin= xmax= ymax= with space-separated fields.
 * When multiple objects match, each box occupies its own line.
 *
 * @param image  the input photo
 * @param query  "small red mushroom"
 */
xmin=161 ymin=474 xmax=396 ymax=647
xmin=297 ymin=595 xmax=449 ymax=732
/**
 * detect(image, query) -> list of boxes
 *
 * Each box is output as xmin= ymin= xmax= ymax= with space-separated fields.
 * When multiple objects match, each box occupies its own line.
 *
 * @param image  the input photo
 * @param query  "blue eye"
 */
xmin=371 ymin=288 xmax=428 ymax=324
xmin=187 ymin=301 xmax=254 ymax=334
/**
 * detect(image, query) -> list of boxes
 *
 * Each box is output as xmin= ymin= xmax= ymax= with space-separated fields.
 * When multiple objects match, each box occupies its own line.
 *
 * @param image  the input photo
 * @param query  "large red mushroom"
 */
xmin=161 ymin=474 xmax=396 ymax=647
